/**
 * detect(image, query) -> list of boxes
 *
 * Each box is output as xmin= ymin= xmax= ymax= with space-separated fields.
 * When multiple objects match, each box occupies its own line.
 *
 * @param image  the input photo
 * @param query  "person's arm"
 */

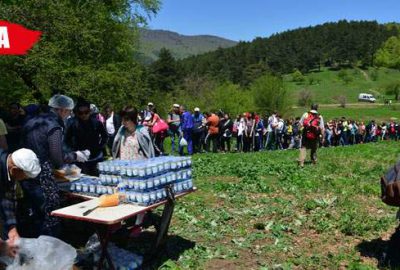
xmin=98 ymin=121 xmax=109 ymax=150
xmin=1 ymin=198 xmax=16 ymax=231
xmin=320 ymin=116 xmax=325 ymax=141
xmin=64 ymin=120 xmax=74 ymax=151
xmin=0 ymin=136 xmax=7 ymax=151
xmin=48 ymin=128 xmax=76 ymax=168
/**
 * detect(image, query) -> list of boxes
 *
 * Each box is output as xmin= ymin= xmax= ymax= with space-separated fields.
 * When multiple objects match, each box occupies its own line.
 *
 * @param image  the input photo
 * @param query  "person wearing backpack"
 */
xmin=298 ymin=104 xmax=325 ymax=168
xmin=389 ymin=120 xmax=397 ymax=141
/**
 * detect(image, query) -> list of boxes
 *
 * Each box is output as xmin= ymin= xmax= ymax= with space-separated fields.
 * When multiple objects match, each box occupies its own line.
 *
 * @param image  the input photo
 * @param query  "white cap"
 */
xmin=11 ymin=148 xmax=41 ymax=179
xmin=48 ymin=94 xmax=74 ymax=110
xmin=90 ymin=104 xmax=99 ymax=114
xmin=194 ymin=107 xmax=200 ymax=112
xmin=148 ymin=102 xmax=154 ymax=106
xmin=173 ymin=104 xmax=180 ymax=108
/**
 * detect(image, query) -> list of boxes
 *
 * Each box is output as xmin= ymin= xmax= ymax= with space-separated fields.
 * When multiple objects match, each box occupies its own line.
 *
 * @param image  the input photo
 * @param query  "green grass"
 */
xmin=152 ymin=141 xmax=400 ymax=269
xmin=284 ymin=67 xmax=400 ymax=104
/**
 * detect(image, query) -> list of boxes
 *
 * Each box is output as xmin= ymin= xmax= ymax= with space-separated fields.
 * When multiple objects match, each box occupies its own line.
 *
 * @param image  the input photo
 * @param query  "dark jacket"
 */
xmin=0 ymin=149 xmax=17 ymax=227
xmin=0 ymin=149 xmax=11 ymax=198
xmin=65 ymin=116 xmax=108 ymax=159
xmin=22 ymin=111 xmax=75 ymax=168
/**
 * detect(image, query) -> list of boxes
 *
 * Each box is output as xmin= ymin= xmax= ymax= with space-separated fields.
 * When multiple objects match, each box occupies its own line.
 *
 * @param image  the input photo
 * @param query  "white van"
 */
xmin=358 ymin=93 xmax=376 ymax=103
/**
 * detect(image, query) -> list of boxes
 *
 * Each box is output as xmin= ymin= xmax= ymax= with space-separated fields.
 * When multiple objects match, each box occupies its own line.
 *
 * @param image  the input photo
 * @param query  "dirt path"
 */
xmin=357 ymin=68 xmax=370 ymax=81
xmin=292 ymin=103 xmax=385 ymax=109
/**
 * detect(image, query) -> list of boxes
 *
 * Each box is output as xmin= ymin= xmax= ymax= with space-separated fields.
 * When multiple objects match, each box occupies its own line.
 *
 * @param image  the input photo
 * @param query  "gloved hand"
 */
xmin=75 ymin=151 xmax=89 ymax=162
xmin=82 ymin=149 xmax=91 ymax=159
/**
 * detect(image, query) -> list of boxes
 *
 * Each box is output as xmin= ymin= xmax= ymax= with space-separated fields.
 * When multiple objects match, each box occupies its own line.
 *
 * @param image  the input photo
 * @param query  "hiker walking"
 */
xmin=298 ymin=104 xmax=325 ymax=168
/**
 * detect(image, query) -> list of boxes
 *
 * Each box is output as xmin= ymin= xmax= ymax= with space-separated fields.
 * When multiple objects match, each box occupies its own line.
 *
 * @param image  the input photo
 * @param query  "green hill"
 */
xmin=138 ymin=29 xmax=237 ymax=63
xmin=284 ymin=67 xmax=400 ymax=104
xmin=284 ymin=67 xmax=400 ymax=122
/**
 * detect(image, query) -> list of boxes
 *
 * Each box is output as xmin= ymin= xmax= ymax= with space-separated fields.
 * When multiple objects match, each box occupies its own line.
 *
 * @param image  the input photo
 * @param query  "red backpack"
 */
xmin=303 ymin=113 xmax=321 ymax=140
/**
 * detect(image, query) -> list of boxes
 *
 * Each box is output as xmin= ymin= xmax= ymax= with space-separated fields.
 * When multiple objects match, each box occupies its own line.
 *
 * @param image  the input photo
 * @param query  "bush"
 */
xmin=338 ymin=69 xmax=352 ymax=84
xmin=370 ymin=68 xmax=379 ymax=81
xmin=251 ymin=74 xmax=290 ymax=116
xmin=333 ymin=95 xmax=347 ymax=108
xmin=292 ymin=69 xmax=305 ymax=84
xmin=385 ymin=82 xmax=400 ymax=101
xmin=298 ymin=89 xmax=313 ymax=107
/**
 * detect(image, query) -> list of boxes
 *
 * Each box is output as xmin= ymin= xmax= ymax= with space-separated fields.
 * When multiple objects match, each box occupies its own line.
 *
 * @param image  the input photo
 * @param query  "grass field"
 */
xmin=132 ymin=141 xmax=400 ymax=269
xmin=284 ymin=67 xmax=400 ymax=105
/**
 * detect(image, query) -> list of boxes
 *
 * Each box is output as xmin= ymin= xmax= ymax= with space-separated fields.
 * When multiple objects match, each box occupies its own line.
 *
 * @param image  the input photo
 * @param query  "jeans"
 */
xmin=170 ymin=129 xmax=180 ymax=153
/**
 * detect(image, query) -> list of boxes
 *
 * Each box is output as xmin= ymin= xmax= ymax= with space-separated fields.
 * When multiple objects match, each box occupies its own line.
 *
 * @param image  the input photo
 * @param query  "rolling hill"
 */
xmin=138 ymin=29 xmax=237 ymax=63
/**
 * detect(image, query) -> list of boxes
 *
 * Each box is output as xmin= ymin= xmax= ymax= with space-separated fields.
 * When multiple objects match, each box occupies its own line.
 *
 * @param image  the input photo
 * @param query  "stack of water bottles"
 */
xmin=70 ymin=156 xmax=194 ymax=206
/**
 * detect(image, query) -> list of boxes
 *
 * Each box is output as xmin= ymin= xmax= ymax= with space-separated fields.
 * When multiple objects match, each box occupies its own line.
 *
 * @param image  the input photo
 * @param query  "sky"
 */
xmin=147 ymin=0 xmax=400 ymax=41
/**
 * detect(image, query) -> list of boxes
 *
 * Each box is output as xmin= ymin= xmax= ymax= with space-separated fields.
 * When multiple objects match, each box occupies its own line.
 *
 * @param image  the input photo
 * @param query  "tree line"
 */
xmin=180 ymin=20 xmax=399 ymax=85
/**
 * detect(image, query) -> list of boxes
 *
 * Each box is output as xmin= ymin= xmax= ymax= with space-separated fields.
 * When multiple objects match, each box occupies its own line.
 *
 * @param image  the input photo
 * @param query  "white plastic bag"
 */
xmin=179 ymin=137 xmax=188 ymax=147
xmin=7 ymin=236 xmax=76 ymax=270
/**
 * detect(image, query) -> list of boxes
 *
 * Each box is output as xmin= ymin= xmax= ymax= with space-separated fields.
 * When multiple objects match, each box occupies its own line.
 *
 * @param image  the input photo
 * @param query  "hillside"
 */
xmin=284 ymin=67 xmax=400 ymax=104
xmin=284 ymin=67 xmax=400 ymax=122
xmin=180 ymin=20 xmax=400 ymax=85
xmin=138 ymin=29 xmax=237 ymax=63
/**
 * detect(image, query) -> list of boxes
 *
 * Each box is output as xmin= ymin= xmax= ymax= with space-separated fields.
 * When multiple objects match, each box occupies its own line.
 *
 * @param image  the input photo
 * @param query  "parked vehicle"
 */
xmin=358 ymin=93 xmax=376 ymax=103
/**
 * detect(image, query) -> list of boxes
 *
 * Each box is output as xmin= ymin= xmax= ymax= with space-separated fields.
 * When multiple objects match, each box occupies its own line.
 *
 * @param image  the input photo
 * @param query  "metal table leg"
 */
xmin=153 ymin=185 xmax=176 ymax=250
xmin=96 ymin=225 xmax=118 ymax=270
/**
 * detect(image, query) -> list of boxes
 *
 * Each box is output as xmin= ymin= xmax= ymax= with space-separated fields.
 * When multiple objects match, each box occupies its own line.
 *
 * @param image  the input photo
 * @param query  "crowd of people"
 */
xmin=1 ymin=99 xmax=399 ymax=160
xmin=0 ymin=94 xmax=399 ymax=257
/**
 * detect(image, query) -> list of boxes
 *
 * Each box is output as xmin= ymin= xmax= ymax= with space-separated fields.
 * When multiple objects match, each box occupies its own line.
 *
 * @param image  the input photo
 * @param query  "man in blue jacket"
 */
xmin=0 ymin=148 xmax=41 ymax=256
xmin=179 ymin=105 xmax=194 ymax=155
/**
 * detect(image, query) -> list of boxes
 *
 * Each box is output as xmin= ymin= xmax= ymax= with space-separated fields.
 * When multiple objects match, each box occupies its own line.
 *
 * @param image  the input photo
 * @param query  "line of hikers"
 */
xmin=1 ymin=101 xmax=398 ymax=158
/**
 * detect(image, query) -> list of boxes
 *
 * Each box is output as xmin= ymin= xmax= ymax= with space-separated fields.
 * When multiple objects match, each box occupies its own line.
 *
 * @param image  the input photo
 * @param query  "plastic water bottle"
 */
xmin=150 ymin=191 xmax=157 ymax=203
xmin=142 ymin=193 xmax=150 ymax=205
xmin=147 ymin=178 xmax=154 ymax=190
xmin=160 ymin=175 xmax=167 ymax=185
xmin=156 ymin=189 xmax=163 ymax=201
xmin=139 ymin=180 xmax=146 ymax=190
xmin=136 ymin=193 xmax=143 ymax=204
xmin=153 ymin=176 xmax=160 ymax=188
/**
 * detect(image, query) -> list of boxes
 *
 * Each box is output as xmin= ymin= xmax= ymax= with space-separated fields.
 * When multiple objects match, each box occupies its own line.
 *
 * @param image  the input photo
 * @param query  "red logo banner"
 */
xmin=0 ymin=21 xmax=41 ymax=55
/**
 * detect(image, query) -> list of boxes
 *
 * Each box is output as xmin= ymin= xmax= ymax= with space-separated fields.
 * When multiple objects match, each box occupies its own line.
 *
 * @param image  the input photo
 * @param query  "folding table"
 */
xmin=52 ymin=187 xmax=196 ymax=270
